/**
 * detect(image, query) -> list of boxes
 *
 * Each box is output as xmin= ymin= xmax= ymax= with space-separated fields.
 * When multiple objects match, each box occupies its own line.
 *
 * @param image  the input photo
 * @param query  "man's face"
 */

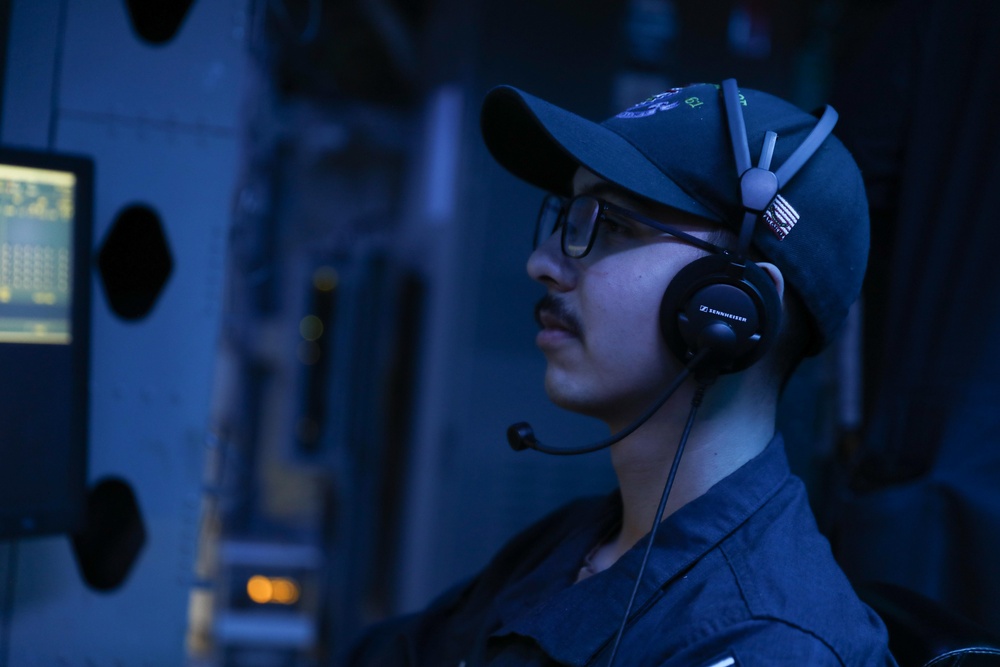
xmin=527 ymin=168 xmax=719 ymax=426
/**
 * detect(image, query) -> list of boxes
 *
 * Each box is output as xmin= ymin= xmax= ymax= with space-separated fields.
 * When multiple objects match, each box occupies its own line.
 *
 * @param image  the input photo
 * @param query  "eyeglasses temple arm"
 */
xmin=642 ymin=217 xmax=730 ymax=256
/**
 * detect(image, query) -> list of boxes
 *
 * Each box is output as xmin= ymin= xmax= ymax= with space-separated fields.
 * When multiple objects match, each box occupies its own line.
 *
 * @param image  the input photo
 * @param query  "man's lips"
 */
xmin=538 ymin=310 xmax=574 ymax=332
xmin=534 ymin=295 xmax=582 ymax=339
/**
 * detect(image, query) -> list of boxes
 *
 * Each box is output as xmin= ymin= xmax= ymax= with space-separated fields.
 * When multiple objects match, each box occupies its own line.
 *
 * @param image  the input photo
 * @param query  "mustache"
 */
xmin=534 ymin=294 xmax=583 ymax=337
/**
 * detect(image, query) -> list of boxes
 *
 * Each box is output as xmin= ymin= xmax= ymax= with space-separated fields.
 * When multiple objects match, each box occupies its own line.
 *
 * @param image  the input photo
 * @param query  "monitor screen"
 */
xmin=0 ymin=163 xmax=77 ymax=344
xmin=0 ymin=147 xmax=92 ymax=539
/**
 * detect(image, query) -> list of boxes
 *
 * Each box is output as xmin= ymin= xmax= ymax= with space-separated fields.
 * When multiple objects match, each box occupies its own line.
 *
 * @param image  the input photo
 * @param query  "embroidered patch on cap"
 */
xmin=763 ymin=194 xmax=799 ymax=240
xmin=616 ymin=88 xmax=685 ymax=119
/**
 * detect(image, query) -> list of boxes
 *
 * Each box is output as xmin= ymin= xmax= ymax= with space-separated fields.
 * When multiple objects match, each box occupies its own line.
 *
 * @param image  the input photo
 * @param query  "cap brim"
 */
xmin=480 ymin=85 xmax=720 ymax=220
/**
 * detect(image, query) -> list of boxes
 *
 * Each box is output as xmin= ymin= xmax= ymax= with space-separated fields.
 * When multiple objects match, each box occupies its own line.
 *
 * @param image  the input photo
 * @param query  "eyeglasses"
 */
xmin=534 ymin=194 xmax=730 ymax=259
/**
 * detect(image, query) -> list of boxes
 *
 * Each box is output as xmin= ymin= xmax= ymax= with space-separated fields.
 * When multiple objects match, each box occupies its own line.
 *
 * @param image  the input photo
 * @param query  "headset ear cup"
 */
xmin=660 ymin=255 xmax=781 ymax=374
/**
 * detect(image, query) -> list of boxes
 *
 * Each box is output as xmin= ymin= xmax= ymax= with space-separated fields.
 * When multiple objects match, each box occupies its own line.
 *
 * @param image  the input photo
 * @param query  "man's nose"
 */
xmin=526 ymin=233 xmax=577 ymax=291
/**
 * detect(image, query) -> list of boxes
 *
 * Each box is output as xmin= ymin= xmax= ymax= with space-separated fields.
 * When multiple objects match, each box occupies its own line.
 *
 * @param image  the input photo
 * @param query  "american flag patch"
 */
xmin=763 ymin=194 xmax=799 ymax=240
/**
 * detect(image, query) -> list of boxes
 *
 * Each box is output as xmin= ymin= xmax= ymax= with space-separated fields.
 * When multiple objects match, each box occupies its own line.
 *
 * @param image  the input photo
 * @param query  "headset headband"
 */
xmin=721 ymin=78 xmax=838 ymax=261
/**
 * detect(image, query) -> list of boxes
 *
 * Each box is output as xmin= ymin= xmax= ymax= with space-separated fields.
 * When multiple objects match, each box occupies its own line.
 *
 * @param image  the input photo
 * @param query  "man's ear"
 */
xmin=755 ymin=262 xmax=785 ymax=304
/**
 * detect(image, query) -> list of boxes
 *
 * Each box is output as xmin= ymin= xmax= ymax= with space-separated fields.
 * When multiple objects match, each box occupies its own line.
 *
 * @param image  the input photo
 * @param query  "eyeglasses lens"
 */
xmin=534 ymin=196 xmax=564 ymax=250
xmin=564 ymin=197 xmax=599 ymax=258
xmin=534 ymin=195 xmax=602 ymax=258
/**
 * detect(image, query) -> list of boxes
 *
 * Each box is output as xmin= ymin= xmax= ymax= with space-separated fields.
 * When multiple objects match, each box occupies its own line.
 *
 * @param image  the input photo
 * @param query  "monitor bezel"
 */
xmin=0 ymin=145 xmax=93 ymax=539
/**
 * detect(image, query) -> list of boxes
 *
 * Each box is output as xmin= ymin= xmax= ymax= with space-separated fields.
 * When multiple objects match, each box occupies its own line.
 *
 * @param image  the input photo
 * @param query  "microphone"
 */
xmin=506 ymin=349 xmax=711 ymax=455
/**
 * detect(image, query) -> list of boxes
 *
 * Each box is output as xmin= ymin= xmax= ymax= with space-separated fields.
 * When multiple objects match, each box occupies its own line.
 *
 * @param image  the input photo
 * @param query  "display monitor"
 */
xmin=0 ymin=147 xmax=93 ymax=538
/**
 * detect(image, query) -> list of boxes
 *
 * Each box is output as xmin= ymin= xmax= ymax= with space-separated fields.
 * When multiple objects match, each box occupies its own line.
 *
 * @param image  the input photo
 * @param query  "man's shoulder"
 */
xmin=637 ymin=526 xmax=896 ymax=665
xmin=711 ymin=475 xmax=894 ymax=664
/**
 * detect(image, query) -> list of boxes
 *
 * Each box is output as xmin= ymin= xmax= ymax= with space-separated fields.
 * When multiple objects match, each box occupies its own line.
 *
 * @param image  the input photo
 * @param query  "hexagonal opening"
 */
xmin=97 ymin=204 xmax=173 ymax=321
xmin=71 ymin=477 xmax=146 ymax=591
xmin=124 ymin=0 xmax=195 ymax=45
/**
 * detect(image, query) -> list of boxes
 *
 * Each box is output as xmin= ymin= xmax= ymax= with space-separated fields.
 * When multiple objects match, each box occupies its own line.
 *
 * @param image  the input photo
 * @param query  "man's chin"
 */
xmin=543 ymin=369 xmax=673 ymax=426
xmin=543 ymin=377 xmax=610 ymax=419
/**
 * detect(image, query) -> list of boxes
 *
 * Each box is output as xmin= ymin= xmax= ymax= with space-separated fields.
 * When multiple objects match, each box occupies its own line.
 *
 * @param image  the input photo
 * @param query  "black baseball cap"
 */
xmin=480 ymin=82 xmax=869 ymax=353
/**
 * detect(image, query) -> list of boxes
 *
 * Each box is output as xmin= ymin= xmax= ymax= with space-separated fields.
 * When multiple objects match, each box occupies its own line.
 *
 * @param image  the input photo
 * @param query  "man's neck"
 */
xmin=591 ymin=378 xmax=778 ymax=570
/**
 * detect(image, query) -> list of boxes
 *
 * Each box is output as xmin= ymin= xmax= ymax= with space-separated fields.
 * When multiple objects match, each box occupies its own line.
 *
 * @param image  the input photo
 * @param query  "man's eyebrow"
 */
xmin=577 ymin=182 xmax=624 ymax=200
xmin=577 ymin=183 xmax=660 ymax=217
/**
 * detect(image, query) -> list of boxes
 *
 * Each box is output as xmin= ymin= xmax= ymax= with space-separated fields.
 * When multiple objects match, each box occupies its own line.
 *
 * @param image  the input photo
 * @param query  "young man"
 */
xmin=347 ymin=81 xmax=897 ymax=666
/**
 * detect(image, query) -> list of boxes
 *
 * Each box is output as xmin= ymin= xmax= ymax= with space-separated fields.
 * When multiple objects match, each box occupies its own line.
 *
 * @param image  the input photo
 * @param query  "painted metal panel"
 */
xmin=2 ymin=0 xmax=246 ymax=664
